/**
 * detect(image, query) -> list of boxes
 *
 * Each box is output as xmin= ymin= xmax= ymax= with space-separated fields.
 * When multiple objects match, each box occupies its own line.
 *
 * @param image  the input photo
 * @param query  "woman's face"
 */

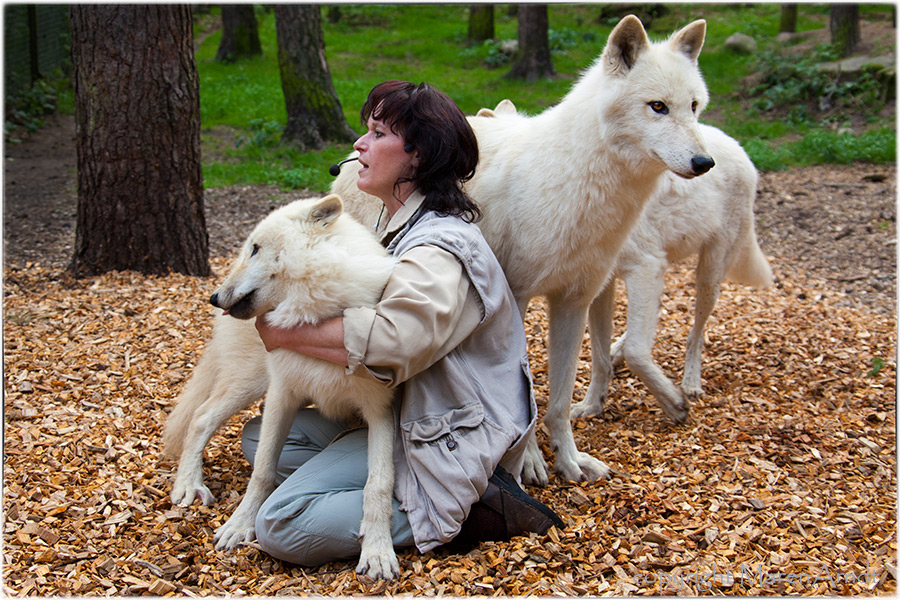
xmin=353 ymin=115 xmax=417 ymax=209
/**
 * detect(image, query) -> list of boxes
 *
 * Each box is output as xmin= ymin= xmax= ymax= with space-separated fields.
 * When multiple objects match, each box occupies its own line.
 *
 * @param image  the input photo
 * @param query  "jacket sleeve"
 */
xmin=343 ymin=243 xmax=481 ymax=386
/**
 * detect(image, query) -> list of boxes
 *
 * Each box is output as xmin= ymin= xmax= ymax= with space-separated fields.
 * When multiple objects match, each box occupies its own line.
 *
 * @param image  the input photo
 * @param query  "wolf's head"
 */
xmin=210 ymin=194 xmax=389 ymax=325
xmin=578 ymin=15 xmax=714 ymax=179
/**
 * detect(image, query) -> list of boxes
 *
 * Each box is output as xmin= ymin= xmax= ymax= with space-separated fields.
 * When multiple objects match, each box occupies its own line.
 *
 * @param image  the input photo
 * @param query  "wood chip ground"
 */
xmin=3 ymin=239 xmax=895 ymax=596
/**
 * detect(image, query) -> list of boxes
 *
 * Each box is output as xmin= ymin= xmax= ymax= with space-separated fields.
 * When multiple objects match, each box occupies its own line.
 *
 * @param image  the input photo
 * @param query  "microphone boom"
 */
xmin=328 ymin=156 xmax=358 ymax=177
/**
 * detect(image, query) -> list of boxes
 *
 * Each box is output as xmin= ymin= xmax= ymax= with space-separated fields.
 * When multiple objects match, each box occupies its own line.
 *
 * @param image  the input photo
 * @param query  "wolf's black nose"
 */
xmin=210 ymin=293 xmax=220 ymax=307
xmin=691 ymin=155 xmax=715 ymax=175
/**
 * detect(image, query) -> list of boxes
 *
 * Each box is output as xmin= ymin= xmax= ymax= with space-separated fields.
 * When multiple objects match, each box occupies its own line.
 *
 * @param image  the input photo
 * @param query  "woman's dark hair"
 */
xmin=361 ymin=80 xmax=481 ymax=222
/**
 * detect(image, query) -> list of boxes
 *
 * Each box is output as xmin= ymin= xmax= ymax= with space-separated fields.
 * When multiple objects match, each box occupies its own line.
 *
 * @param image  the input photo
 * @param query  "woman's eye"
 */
xmin=649 ymin=101 xmax=668 ymax=115
xmin=250 ymin=243 xmax=260 ymax=257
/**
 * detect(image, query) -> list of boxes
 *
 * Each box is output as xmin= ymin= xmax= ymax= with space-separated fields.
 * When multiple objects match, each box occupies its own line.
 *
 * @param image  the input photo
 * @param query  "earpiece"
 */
xmin=404 ymin=143 xmax=414 ymax=153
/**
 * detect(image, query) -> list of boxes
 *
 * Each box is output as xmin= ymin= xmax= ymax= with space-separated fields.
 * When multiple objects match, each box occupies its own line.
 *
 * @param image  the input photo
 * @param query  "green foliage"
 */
xmin=235 ymin=119 xmax=283 ymax=150
xmin=4 ymin=74 xmax=72 ymax=142
xmin=867 ymin=356 xmax=885 ymax=378
xmin=750 ymin=44 xmax=885 ymax=120
xmin=743 ymin=128 xmax=896 ymax=171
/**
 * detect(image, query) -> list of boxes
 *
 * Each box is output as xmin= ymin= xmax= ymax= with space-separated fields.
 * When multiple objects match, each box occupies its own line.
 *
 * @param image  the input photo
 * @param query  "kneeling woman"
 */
xmin=245 ymin=80 xmax=561 ymax=568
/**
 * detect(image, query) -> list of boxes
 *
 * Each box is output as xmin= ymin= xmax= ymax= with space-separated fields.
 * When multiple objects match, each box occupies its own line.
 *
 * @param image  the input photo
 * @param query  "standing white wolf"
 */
xmin=162 ymin=195 xmax=400 ymax=578
xmin=571 ymin=124 xmax=774 ymax=421
xmin=333 ymin=15 xmax=714 ymax=486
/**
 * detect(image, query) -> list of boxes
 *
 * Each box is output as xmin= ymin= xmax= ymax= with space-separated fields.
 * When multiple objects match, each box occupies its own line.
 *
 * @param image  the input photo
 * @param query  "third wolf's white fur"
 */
xmin=333 ymin=15 xmax=713 ymax=486
xmin=164 ymin=195 xmax=400 ymax=578
xmin=570 ymin=124 xmax=773 ymax=420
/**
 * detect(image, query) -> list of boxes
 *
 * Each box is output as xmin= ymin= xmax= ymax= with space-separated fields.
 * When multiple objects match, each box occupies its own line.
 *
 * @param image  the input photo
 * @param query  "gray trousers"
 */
xmin=241 ymin=409 xmax=416 ymax=566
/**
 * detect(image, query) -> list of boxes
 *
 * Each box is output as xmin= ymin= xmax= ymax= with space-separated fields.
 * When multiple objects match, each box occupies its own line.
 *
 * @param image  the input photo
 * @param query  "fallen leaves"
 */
xmin=3 ymin=250 xmax=896 ymax=596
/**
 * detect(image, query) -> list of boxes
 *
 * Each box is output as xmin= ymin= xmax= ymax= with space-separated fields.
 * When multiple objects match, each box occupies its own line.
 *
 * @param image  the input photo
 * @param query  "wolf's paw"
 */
xmin=171 ymin=482 xmax=215 ymax=507
xmin=356 ymin=549 xmax=400 ymax=580
xmin=682 ymin=384 xmax=704 ymax=401
xmin=214 ymin=517 xmax=255 ymax=551
xmin=571 ymin=396 xmax=605 ymax=419
xmin=554 ymin=451 xmax=610 ymax=482
xmin=658 ymin=392 xmax=690 ymax=424
xmin=521 ymin=444 xmax=550 ymax=487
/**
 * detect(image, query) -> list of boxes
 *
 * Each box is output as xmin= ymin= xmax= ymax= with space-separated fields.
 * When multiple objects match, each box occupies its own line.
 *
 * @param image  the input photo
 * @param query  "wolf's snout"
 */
xmin=210 ymin=292 xmax=221 ymax=308
xmin=691 ymin=155 xmax=715 ymax=175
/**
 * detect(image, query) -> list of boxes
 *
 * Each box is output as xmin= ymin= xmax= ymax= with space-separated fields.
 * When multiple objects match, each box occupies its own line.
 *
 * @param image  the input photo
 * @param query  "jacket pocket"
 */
xmin=401 ymin=402 xmax=512 ymax=540
xmin=405 ymin=402 xmax=484 ymax=445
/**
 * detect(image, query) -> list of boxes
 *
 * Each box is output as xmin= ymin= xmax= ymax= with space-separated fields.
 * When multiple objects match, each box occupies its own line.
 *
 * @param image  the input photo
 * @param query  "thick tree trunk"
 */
xmin=830 ymin=4 xmax=860 ymax=58
xmin=216 ymin=4 xmax=262 ymax=63
xmin=506 ymin=4 xmax=555 ymax=81
xmin=68 ymin=5 xmax=209 ymax=277
xmin=273 ymin=5 xmax=356 ymax=151
xmin=468 ymin=4 xmax=495 ymax=43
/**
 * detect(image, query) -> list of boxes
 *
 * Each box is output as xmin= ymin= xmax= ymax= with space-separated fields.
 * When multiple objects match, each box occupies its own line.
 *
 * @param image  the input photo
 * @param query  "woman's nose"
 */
xmin=352 ymin=134 xmax=366 ymax=152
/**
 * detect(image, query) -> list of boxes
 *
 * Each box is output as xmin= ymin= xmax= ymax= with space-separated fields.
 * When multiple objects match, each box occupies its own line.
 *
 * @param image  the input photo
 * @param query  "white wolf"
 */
xmin=570 ymin=123 xmax=773 ymax=421
xmin=162 ymin=195 xmax=400 ymax=578
xmin=332 ymin=15 xmax=713 ymax=486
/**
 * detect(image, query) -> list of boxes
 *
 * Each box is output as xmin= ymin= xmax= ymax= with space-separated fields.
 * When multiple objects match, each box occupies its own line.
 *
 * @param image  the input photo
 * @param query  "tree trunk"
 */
xmin=506 ymin=4 xmax=555 ymax=81
xmin=830 ymin=4 xmax=860 ymax=58
xmin=216 ymin=4 xmax=262 ymax=62
xmin=327 ymin=5 xmax=342 ymax=24
xmin=273 ymin=5 xmax=356 ymax=151
xmin=468 ymin=4 xmax=495 ymax=43
xmin=68 ymin=5 xmax=209 ymax=277
xmin=779 ymin=4 xmax=798 ymax=33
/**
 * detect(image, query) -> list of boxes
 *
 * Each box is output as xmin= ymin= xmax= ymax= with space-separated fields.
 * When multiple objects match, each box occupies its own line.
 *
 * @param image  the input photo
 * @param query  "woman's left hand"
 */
xmin=254 ymin=315 xmax=350 ymax=366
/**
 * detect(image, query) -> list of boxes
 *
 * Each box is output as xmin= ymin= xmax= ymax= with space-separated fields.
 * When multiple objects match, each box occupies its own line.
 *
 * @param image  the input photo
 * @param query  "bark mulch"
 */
xmin=3 ymin=245 xmax=896 ymax=595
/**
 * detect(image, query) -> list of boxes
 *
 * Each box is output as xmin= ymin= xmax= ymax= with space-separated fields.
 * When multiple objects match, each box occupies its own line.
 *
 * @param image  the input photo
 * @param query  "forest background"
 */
xmin=188 ymin=3 xmax=896 ymax=191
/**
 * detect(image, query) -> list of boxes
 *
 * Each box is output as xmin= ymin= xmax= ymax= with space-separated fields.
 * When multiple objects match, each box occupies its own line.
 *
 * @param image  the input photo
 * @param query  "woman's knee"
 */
xmin=254 ymin=495 xmax=359 ymax=567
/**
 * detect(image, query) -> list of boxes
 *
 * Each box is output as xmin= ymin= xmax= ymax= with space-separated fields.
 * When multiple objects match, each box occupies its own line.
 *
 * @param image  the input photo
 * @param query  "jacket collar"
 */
xmin=377 ymin=190 xmax=426 ymax=246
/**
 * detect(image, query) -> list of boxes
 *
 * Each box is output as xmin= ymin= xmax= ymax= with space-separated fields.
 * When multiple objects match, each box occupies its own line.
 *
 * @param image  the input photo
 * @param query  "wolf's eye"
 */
xmin=691 ymin=100 xmax=698 ymax=113
xmin=250 ymin=243 xmax=260 ymax=257
xmin=649 ymin=101 xmax=668 ymax=115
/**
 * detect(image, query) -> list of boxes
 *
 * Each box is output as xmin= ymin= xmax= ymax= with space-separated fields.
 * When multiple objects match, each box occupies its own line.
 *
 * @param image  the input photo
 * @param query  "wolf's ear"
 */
xmin=494 ymin=99 xmax=517 ymax=115
xmin=668 ymin=19 xmax=706 ymax=64
xmin=604 ymin=15 xmax=650 ymax=76
xmin=310 ymin=194 xmax=344 ymax=228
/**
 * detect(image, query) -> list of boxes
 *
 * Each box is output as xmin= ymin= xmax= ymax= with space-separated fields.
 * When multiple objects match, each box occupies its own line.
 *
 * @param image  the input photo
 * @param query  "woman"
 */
xmin=244 ymin=80 xmax=561 ymax=568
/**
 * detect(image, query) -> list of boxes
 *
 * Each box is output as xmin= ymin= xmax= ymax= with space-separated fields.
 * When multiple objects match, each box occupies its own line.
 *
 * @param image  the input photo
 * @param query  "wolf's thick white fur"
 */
xmin=332 ymin=16 xmax=713 ymax=486
xmin=162 ymin=195 xmax=400 ymax=579
xmin=570 ymin=124 xmax=773 ymax=421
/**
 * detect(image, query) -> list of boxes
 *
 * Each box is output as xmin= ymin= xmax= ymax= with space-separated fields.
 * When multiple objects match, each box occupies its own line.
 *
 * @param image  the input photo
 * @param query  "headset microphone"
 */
xmin=328 ymin=157 xmax=359 ymax=177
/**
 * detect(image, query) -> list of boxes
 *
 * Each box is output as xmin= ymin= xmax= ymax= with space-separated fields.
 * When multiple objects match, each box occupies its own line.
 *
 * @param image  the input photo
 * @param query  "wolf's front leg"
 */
xmin=545 ymin=298 xmax=610 ymax=482
xmin=356 ymin=411 xmax=400 ymax=579
xmin=214 ymin=381 xmax=297 ymax=550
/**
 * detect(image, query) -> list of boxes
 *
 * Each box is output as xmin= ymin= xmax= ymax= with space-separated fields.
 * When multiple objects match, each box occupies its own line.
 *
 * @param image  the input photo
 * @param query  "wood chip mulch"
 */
xmin=3 ymin=243 xmax=896 ymax=596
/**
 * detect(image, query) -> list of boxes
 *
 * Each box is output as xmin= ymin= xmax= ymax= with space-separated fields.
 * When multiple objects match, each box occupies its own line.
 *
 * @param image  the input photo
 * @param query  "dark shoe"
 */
xmin=451 ymin=466 xmax=564 ymax=547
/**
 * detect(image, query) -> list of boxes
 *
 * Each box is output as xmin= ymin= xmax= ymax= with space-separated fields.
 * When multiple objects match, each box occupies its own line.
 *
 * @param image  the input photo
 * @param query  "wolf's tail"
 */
xmin=161 ymin=351 xmax=221 ymax=458
xmin=726 ymin=219 xmax=773 ymax=288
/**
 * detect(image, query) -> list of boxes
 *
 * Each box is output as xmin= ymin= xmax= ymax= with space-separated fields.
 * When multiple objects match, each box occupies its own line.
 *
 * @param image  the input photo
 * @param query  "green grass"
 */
xmin=196 ymin=4 xmax=896 ymax=191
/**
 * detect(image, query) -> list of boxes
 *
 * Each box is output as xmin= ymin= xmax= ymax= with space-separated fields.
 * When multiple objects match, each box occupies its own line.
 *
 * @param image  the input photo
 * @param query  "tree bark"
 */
xmin=68 ymin=5 xmax=209 ymax=277
xmin=779 ymin=4 xmax=798 ymax=33
xmin=468 ymin=4 xmax=495 ymax=43
xmin=830 ymin=4 xmax=860 ymax=58
xmin=216 ymin=4 xmax=262 ymax=63
xmin=273 ymin=5 xmax=356 ymax=151
xmin=506 ymin=4 xmax=555 ymax=81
